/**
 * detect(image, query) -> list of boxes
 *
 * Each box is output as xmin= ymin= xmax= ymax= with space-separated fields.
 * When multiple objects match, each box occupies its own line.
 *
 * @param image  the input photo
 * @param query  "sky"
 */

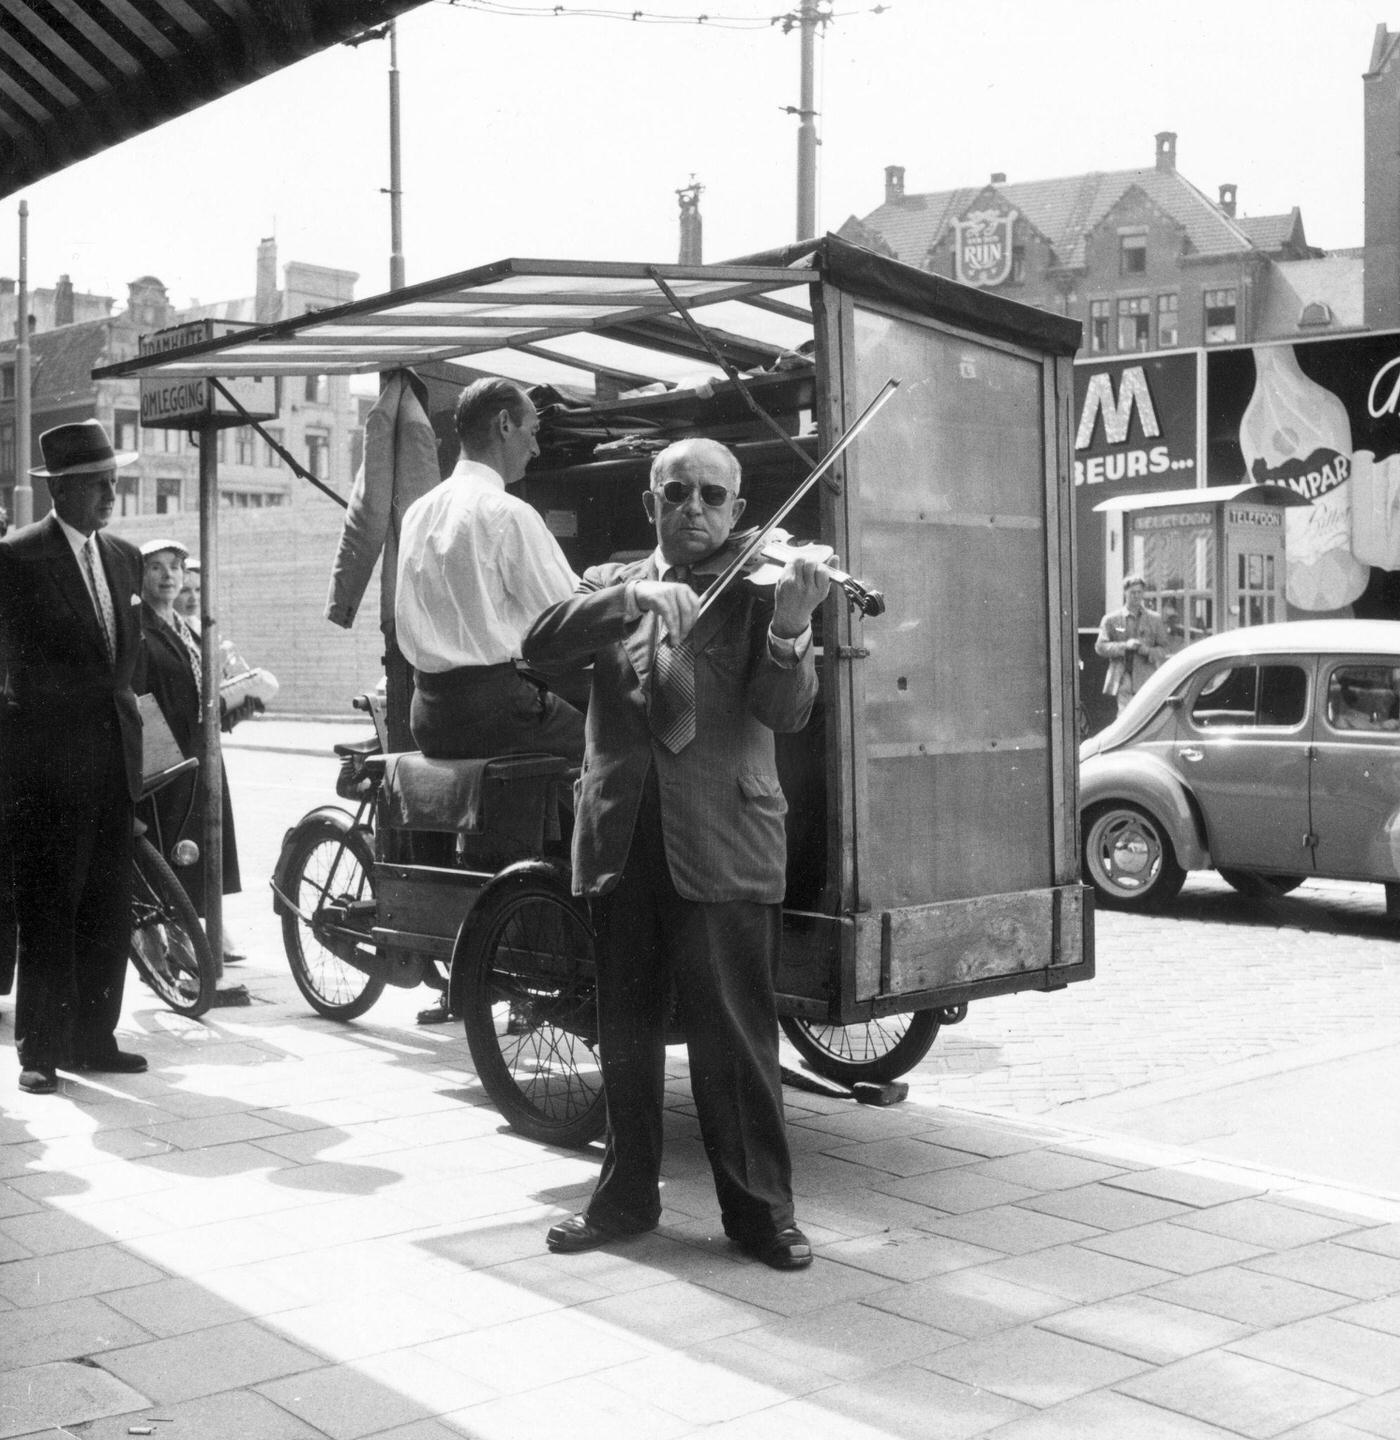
xmin=0 ymin=0 xmax=1392 ymax=312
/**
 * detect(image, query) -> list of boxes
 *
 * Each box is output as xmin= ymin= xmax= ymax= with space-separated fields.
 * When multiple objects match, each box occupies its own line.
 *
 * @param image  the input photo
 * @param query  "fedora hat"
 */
xmin=29 ymin=419 xmax=138 ymax=478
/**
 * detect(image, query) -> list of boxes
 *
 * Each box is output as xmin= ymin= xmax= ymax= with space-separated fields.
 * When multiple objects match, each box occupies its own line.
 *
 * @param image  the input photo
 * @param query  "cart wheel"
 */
xmin=779 ymin=1010 xmax=940 ymax=1084
xmin=278 ymin=812 xmax=384 ymax=1020
xmin=130 ymin=835 xmax=217 ymax=1020
xmin=460 ymin=874 xmax=606 ymax=1148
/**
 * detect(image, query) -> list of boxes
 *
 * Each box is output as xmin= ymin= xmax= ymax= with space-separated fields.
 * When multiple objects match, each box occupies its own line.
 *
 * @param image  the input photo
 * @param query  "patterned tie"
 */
xmin=173 ymin=614 xmax=202 ymax=689
xmin=649 ymin=565 xmax=697 ymax=754
xmin=82 ymin=538 xmax=116 ymax=661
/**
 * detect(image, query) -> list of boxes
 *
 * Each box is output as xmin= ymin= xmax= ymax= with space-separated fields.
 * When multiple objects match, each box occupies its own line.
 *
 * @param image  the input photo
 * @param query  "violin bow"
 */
xmin=691 ymin=377 xmax=900 ymax=625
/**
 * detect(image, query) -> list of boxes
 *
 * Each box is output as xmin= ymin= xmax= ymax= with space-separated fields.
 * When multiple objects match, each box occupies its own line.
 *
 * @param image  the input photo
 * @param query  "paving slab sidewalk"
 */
xmin=6 ymin=962 xmax=1400 ymax=1440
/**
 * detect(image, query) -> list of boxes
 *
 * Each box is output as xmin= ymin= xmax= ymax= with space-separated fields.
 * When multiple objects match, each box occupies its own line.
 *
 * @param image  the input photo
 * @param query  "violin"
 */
xmin=721 ymin=526 xmax=886 ymax=618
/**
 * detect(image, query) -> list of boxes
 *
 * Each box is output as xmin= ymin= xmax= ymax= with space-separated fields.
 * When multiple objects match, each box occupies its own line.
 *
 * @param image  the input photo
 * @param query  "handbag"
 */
xmin=138 ymin=692 xmax=188 ymax=789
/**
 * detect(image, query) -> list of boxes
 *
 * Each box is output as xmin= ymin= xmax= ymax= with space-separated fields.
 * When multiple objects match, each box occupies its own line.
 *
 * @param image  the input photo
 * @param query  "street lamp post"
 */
xmin=15 ymin=201 xmax=32 ymax=526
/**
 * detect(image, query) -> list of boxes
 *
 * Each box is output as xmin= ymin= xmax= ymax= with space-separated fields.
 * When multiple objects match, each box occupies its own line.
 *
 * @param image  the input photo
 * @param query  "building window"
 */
xmin=156 ymin=476 xmax=182 ymax=515
xmin=1120 ymin=232 xmax=1147 ymax=276
xmin=234 ymin=427 xmax=255 ymax=466
xmin=1157 ymin=293 xmax=1179 ymax=348
xmin=114 ymin=410 xmax=138 ymax=454
xmin=0 ymin=366 xmax=12 ymax=400
xmin=263 ymin=429 xmax=283 ymax=468
xmin=1118 ymin=296 xmax=1151 ymax=353
xmin=1010 ymin=245 xmax=1026 ymax=284
xmin=0 ymin=422 xmax=13 ymax=478
xmin=142 ymin=426 xmax=158 ymax=452
xmin=116 ymin=474 xmax=139 ymax=517
xmin=306 ymin=431 xmax=329 ymax=478
xmin=162 ymin=428 xmax=181 ymax=454
xmin=304 ymin=375 xmax=329 ymax=405
xmin=216 ymin=430 xmax=229 ymax=463
xmin=1089 ymin=299 xmax=1111 ymax=354
xmin=1204 ymin=287 xmax=1238 ymax=344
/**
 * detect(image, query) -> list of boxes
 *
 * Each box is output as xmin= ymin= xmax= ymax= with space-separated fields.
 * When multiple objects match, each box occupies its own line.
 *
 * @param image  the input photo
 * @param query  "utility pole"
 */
xmin=387 ymin=19 xmax=405 ymax=290
xmin=782 ymin=0 xmax=829 ymax=241
xmin=14 ymin=201 xmax=32 ymax=527
xmin=677 ymin=177 xmax=703 ymax=265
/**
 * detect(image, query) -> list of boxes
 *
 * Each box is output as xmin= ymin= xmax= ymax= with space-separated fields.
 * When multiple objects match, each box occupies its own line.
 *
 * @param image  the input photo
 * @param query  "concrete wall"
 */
xmin=115 ymin=500 xmax=387 ymax=718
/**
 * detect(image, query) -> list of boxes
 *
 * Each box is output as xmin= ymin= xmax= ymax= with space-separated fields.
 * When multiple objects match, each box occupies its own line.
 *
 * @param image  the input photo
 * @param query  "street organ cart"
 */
xmin=99 ymin=236 xmax=1094 ymax=1143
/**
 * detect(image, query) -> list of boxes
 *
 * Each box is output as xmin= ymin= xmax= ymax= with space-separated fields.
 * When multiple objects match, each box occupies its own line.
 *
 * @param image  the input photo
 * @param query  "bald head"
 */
xmin=644 ymin=437 xmax=746 ymax=566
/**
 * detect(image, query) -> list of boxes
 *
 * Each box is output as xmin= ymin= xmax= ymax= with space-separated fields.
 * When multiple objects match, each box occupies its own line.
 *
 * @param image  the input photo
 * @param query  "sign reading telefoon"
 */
xmin=138 ymin=321 xmax=279 ymax=430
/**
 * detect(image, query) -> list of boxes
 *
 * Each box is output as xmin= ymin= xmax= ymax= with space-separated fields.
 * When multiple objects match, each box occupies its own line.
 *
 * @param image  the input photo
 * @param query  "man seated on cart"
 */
xmin=524 ymin=437 xmax=829 ymax=1271
xmin=396 ymin=377 xmax=585 ymax=766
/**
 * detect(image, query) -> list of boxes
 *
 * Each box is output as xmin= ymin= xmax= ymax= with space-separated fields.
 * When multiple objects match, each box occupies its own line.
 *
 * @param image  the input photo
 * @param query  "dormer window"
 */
xmin=1120 ymin=232 xmax=1147 ymax=276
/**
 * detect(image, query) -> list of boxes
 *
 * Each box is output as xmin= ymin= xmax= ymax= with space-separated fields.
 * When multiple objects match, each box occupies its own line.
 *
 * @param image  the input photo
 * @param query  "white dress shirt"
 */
xmin=395 ymin=459 xmax=578 ymax=673
xmin=54 ymin=511 xmax=115 ymax=644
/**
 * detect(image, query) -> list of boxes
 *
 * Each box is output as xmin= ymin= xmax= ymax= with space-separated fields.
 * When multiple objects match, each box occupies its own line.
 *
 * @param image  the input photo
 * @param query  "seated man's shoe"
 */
xmin=19 ymin=1066 xmax=57 ymax=1094
xmin=70 ymin=1049 xmax=147 ymax=1074
xmin=546 ymin=1213 xmax=654 ymax=1254
xmin=415 ymin=999 xmax=456 ymax=1025
xmin=734 ymin=1226 xmax=813 ymax=1271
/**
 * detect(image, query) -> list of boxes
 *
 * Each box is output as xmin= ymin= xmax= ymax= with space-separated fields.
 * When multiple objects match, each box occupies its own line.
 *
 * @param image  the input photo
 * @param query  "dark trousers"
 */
xmin=411 ymin=663 xmax=584 ymax=764
xmin=12 ymin=732 xmax=134 ymax=1069
xmin=586 ymin=775 xmax=795 ymax=1242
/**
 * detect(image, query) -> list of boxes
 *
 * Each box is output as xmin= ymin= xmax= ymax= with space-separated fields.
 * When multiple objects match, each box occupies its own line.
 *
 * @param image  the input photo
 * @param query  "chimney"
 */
xmin=255 ymin=236 xmax=280 ymax=324
xmin=884 ymin=165 xmax=905 ymax=205
xmin=1218 ymin=183 xmax=1238 ymax=218
xmin=1155 ymin=131 xmax=1177 ymax=172
xmin=54 ymin=273 xmax=73 ymax=326
xmin=990 ymin=172 xmax=1007 ymax=184
xmin=677 ymin=178 xmax=703 ymax=265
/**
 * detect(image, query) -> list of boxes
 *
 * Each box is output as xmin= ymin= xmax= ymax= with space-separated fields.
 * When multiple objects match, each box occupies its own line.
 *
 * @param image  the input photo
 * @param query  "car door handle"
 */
xmin=1178 ymin=747 xmax=1204 ymax=763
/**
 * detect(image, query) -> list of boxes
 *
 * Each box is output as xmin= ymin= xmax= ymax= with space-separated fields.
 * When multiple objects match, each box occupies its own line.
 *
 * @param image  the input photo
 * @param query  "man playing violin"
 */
xmin=523 ymin=437 xmax=829 ymax=1270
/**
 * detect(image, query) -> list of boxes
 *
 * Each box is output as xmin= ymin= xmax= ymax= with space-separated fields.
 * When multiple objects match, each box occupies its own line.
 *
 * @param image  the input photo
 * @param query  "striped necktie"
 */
xmin=649 ymin=565 xmax=697 ymax=754
xmin=82 ymin=538 xmax=116 ymax=661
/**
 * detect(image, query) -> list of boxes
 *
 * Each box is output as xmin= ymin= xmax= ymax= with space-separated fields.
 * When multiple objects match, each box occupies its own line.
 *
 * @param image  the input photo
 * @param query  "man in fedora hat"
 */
xmin=0 ymin=419 xmax=147 ymax=1094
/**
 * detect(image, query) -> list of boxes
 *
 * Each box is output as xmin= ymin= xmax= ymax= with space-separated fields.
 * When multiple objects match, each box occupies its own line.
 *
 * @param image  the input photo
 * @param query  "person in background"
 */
xmin=396 ymin=377 xmax=584 ymax=765
xmin=174 ymin=558 xmax=200 ymax=627
xmin=135 ymin=539 xmax=245 ymax=965
xmin=0 ymin=421 xmax=146 ymax=1093
xmin=1096 ymin=573 xmax=1169 ymax=717
xmin=524 ymin=437 xmax=827 ymax=1271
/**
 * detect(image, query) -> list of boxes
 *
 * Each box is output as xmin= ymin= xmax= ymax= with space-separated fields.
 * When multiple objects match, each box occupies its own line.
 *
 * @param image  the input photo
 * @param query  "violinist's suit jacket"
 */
xmin=522 ymin=554 xmax=817 ymax=899
xmin=0 ymin=515 xmax=144 ymax=1069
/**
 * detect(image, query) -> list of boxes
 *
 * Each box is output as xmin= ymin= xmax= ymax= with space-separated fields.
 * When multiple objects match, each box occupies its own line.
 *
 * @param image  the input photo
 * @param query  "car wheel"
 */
xmin=1082 ymin=802 xmax=1186 ymax=910
xmin=1217 ymin=868 xmax=1305 ymax=898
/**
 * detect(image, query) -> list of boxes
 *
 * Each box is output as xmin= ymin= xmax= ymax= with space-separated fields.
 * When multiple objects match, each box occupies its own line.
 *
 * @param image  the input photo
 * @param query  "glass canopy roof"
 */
xmin=96 ymin=257 xmax=819 ymax=397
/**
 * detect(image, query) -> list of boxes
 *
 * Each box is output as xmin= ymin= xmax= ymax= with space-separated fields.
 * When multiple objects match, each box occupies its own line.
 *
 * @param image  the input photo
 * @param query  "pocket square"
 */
xmin=129 ymin=594 xmax=142 ymax=605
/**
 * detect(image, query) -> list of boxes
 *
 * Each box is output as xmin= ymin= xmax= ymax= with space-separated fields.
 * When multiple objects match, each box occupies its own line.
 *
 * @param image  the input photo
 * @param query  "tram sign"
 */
xmin=138 ymin=321 xmax=279 ymax=429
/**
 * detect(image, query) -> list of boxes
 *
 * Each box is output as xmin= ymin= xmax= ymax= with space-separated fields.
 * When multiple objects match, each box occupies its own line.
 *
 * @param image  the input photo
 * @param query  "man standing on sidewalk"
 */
xmin=1096 ymin=572 xmax=1170 ymax=717
xmin=0 ymin=421 xmax=147 ymax=1093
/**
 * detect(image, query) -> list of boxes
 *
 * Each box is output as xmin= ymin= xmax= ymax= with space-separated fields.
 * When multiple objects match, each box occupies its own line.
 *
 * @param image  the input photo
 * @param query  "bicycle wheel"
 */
xmin=278 ymin=811 xmax=383 ymax=1020
xmin=129 ymin=835 xmax=217 ymax=1019
xmin=779 ymin=1010 xmax=940 ymax=1085
xmin=461 ymin=875 xmax=606 ymax=1148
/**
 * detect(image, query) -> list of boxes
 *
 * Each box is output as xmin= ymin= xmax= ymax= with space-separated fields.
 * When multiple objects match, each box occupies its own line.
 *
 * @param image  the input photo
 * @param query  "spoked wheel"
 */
xmin=1082 ymin=801 xmax=1186 ymax=910
xmin=129 ymin=835 xmax=217 ymax=1019
xmin=460 ymin=874 xmax=606 ymax=1148
xmin=278 ymin=812 xmax=384 ymax=1020
xmin=780 ymin=1010 xmax=940 ymax=1084
xmin=1218 ymin=868 xmax=1306 ymax=898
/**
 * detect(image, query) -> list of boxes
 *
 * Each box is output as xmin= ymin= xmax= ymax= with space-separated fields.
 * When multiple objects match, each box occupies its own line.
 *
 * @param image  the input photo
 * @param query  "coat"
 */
xmin=1096 ymin=603 xmax=1170 ymax=699
xmin=523 ymin=556 xmax=818 ymax=902
xmin=135 ymin=601 xmax=240 ymax=914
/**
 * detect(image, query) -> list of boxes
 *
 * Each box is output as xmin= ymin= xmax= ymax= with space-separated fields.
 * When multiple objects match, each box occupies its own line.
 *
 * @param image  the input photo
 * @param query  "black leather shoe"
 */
xmin=69 ymin=1050 xmax=147 ymax=1074
xmin=546 ymin=1213 xmax=655 ymax=1254
xmin=415 ymin=1000 xmax=456 ymax=1025
xmin=734 ymin=1226 xmax=813 ymax=1270
xmin=19 ymin=1066 xmax=57 ymax=1094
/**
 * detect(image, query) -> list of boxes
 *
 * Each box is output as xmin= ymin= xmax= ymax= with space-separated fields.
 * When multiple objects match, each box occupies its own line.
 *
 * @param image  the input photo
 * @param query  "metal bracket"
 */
xmin=835 ymin=645 xmax=870 ymax=659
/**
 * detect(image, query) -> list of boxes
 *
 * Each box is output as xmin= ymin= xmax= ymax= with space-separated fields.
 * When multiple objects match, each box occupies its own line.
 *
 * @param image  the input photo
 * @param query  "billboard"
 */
xmin=1072 ymin=351 xmax=1198 ymax=624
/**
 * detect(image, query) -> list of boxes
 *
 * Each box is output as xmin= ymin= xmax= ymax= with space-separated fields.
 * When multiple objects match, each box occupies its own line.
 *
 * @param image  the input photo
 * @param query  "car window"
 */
xmin=1325 ymin=664 xmax=1400 ymax=733
xmin=1189 ymin=663 xmax=1308 ymax=730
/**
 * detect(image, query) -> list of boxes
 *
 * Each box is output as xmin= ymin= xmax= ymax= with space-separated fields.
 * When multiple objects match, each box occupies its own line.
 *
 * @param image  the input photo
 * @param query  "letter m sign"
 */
xmin=1076 ymin=366 xmax=1162 ymax=450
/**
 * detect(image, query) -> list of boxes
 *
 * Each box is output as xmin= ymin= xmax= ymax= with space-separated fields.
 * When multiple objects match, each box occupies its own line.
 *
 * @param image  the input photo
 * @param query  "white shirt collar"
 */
xmin=450 ymin=457 xmax=506 ymax=491
xmin=52 ymin=511 xmax=95 ymax=559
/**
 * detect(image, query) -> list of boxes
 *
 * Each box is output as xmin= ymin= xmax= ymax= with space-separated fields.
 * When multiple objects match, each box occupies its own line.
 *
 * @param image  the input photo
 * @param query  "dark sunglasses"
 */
xmin=655 ymin=480 xmax=732 ymax=507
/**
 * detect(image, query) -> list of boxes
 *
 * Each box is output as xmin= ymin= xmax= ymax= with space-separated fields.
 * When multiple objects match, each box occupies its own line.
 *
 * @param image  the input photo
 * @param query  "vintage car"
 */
xmin=1080 ymin=619 xmax=1400 ymax=910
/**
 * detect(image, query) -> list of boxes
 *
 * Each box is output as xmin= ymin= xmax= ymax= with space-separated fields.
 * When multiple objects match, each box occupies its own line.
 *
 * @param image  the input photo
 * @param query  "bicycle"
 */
xmin=129 ymin=701 xmax=218 ymax=1019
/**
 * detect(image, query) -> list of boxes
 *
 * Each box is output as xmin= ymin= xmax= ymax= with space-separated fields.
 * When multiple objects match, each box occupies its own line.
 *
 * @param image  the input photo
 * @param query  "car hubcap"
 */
xmin=1092 ymin=812 xmax=1161 ymax=895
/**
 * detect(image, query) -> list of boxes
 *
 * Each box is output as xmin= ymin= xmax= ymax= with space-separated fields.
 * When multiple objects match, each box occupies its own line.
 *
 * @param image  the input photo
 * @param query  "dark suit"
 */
xmin=523 ymin=556 xmax=817 ymax=1242
xmin=135 ymin=602 xmax=241 ymax=915
xmin=0 ymin=516 xmax=143 ymax=1070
